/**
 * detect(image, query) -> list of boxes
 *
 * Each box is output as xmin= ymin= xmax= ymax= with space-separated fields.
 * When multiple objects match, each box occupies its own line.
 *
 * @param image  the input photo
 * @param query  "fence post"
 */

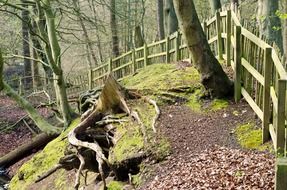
xmin=203 ymin=21 xmax=207 ymax=34
xmin=166 ymin=36 xmax=170 ymax=63
xmin=88 ymin=69 xmax=93 ymax=90
xmin=262 ymin=47 xmax=272 ymax=143
xmin=175 ymin=31 xmax=180 ymax=61
xmin=216 ymin=11 xmax=223 ymax=60
xmin=234 ymin=25 xmax=242 ymax=102
xmin=108 ymin=58 xmax=113 ymax=73
xmin=275 ymin=79 xmax=286 ymax=155
xmin=226 ymin=10 xmax=231 ymax=66
xmin=276 ymin=158 xmax=287 ymax=190
xmin=144 ymin=43 xmax=148 ymax=67
xmin=132 ymin=49 xmax=136 ymax=74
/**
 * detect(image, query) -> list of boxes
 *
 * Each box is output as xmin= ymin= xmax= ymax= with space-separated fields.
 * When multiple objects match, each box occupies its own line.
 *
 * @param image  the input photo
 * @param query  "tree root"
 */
xmin=131 ymin=111 xmax=148 ymax=144
xmin=74 ymin=151 xmax=85 ymax=190
xmin=35 ymin=164 xmax=62 ymax=183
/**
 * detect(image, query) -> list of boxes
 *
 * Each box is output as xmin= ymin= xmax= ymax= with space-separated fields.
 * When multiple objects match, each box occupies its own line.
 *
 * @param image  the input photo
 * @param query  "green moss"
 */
xmin=185 ymin=89 xmax=202 ymax=112
xmin=107 ymin=181 xmax=124 ymax=190
xmin=121 ymin=63 xmax=200 ymax=91
xmin=10 ymin=118 xmax=81 ymax=190
xmin=54 ymin=169 xmax=68 ymax=190
xmin=131 ymin=173 xmax=142 ymax=187
xmin=211 ymin=99 xmax=229 ymax=111
xmin=235 ymin=123 xmax=273 ymax=152
xmin=152 ymin=137 xmax=171 ymax=161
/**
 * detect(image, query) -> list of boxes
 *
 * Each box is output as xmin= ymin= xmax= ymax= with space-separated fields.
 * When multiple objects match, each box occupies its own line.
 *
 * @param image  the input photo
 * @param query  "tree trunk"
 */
xmin=157 ymin=0 xmax=165 ymax=40
xmin=209 ymin=0 xmax=221 ymax=14
xmin=173 ymin=0 xmax=233 ymax=98
xmin=134 ymin=26 xmax=144 ymax=48
xmin=257 ymin=0 xmax=283 ymax=53
xmin=110 ymin=0 xmax=120 ymax=57
xmin=0 ymin=49 xmax=61 ymax=134
xmin=72 ymin=0 xmax=98 ymax=67
xmin=36 ymin=0 xmax=73 ymax=126
xmin=21 ymin=0 xmax=32 ymax=88
xmin=164 ymin=0 xmax=179 ymax=35
xmin=0 ymin=133 xmax=57 ymax=167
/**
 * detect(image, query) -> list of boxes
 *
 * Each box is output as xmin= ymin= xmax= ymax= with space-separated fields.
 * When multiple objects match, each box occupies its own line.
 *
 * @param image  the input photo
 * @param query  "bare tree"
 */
xmin=164 ymin=0 xmax=178 ymax=35
xmin=209 ymin=0 xmax=221 ymax=14
xmin=157 ymin=0 xmax=165 ymax=39
xmin=173 ymin=0 xmax=232 ymax=97
xmin=110 ymin=0 xmax=120 ymax=57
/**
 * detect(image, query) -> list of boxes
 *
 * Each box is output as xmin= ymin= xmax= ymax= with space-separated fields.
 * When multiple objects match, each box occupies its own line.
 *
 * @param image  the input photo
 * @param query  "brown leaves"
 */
xmin=146 ymin=146 xmax=274 ymax=190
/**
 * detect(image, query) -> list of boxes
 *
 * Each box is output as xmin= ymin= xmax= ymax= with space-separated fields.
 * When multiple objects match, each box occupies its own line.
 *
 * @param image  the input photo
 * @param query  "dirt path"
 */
xmin=139 ymin=100 xmax=275 ymax=189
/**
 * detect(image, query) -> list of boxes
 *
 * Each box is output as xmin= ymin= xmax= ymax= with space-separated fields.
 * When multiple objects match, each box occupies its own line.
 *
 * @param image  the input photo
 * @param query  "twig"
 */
xmin=35 ymin=164 xmax=62 ymax=183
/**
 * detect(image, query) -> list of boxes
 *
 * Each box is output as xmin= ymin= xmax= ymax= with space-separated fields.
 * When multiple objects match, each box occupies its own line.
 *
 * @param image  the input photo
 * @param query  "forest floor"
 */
xmin=138 ymin=100 xmax=275 ymax=189
xmin=0 ymin=94 xmax=54 ymax=176
xmin=0 ymin=63 xmax=276 ymax=190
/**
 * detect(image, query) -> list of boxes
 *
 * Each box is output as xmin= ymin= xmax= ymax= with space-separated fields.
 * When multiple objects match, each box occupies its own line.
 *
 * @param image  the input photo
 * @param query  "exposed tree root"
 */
xmin=35 ymin=164 xmax=62 ymax=183
xmin=74 ymin=151 xmax=85 ymax=190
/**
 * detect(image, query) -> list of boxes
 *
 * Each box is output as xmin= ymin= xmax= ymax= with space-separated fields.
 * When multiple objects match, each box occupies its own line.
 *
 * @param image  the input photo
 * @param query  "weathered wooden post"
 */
xmin=175 ymin=31 xmax=180 ymax=61
xmin=226 ymin=10 xmax=231 ymax=66
xmin=166 ymin=36 xmax=170 ymax=63
xmin=19 ymin=77 xmax=24 ymax=95
xmin=262 ymin=47 xmax=272 ymax=143
xmin=275 ymin=79 xmax=286 ymax=155
xmin=88 ymin=69 xmax=93 ymax=90
xmin=132 ymin=49 xmax=136 ymax=74
xmin=216 ymin=11 xmax=223 ymax=60
xmin=234 ymin=25 xmax=242 ymax=102
xmin=143 ymin=43 xmax=148 ymax=67
xmin=276 ymin=158 xmax=287 ymax=190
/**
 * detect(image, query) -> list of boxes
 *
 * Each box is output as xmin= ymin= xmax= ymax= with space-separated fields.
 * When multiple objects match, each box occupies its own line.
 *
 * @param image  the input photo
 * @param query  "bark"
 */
xmin=157 ymin=0 xmax=165 ymax=39
xmin=134 ymin=26 xmax=144 ymax=48
xmin=257 ymin=0 xmax=283 ymax=53
xmin=173 ymin=0 xmax=233 ymax=98
xmin=0 ymin=133 xmax=57 ymax=167
xmin=110 ymin=0 xmax=120 ymax=57
xmin=209 ymin=0 xmax=221 ymax=14
xmin=164 ymin=0 xmax=179 ymax=35
xmin=21 ymin=0 xmax=32 ymax=88
xmin=0 ymin=49 xmax=61 ymax=134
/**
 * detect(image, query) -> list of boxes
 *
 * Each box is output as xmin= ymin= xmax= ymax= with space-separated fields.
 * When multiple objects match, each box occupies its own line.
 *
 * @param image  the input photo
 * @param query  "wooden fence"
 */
xmin=65 ymin=9 xmax=287 ymax=188
xmin=67 ymin=10 xmax=287 ymax=158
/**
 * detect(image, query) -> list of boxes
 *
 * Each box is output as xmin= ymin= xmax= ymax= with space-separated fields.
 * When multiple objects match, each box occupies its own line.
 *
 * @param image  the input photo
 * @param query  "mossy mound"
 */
xmin=9 ymin=119 xmax=81 ymax=190
xmin=235 ymin=123 xmax=273 ymax=152
xmin=121 ymin=63 xmax=200 ymax=91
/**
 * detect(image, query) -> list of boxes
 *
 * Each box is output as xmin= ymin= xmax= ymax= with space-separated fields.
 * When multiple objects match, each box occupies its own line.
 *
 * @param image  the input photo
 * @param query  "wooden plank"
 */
xmin=221 ymin=33 xmax=227 ymax=39
xmin=231 ymin=12 xmax=241 ymax=26
xmin=270 ymin=86 xmax=278 ymax=113
xmin=220 ymin=11 xmax=228 ymax=17
xmin=147 ymin=39 xmax=166 ymax=48
xmin=135 ymin=46 xmax=144 ymax=52
xmin=175 ymin=31 xmax=180 ymax=61
xmin=92 ymin=63 xmax=108 ymax=73
xmin=241 ymin=28 xmax=270 ymax=49
xmin=112 ymin=50 xmax=132 ymax=62
xmin=208 ymin=36 xmax=217 ymax=44
xmin=231 ymin=36 xmax=235 ymax=47
xmin=112 ymin=61 xmax=132 ymax=72
xmin=275 ymin=158 xmax=287 ymax=190
xmin=206 ymin=16 xmax=216 ymax=26
xmin=136 ymin=57 xmax=144 ymax=62
xmin=272 ymin=49 xmax=287 ymax=80
xmin=262 ymin=47 xmax=272 ymax=143
xmin=241 ymin=58 xmax=264 ymax=86
xmin=166 ymin=36 xmax=170 ymax=63
xmin=226 ymin=10 xmax=231 ymax=66
xmin=275 ymin=79 xmax=286 ymax=155
xmin=92 ymin=72 xmax=109 ymax=82
xmin=242 ymin=87 xmax=263 ymax=120
xmin=234 ymin=26 xmax=242 ymax=102
xmin=230 ymin=60 xmax=235 ymax=70
xmin=147 ymin=52 xmax=166 ymax=59
xmin=169 ymin=49 xmax=176 ymax=54
xmin=269 ymin=124 xmax=277 ymax=149
xmin=144 ymin=43 xmax=148 ymax=67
